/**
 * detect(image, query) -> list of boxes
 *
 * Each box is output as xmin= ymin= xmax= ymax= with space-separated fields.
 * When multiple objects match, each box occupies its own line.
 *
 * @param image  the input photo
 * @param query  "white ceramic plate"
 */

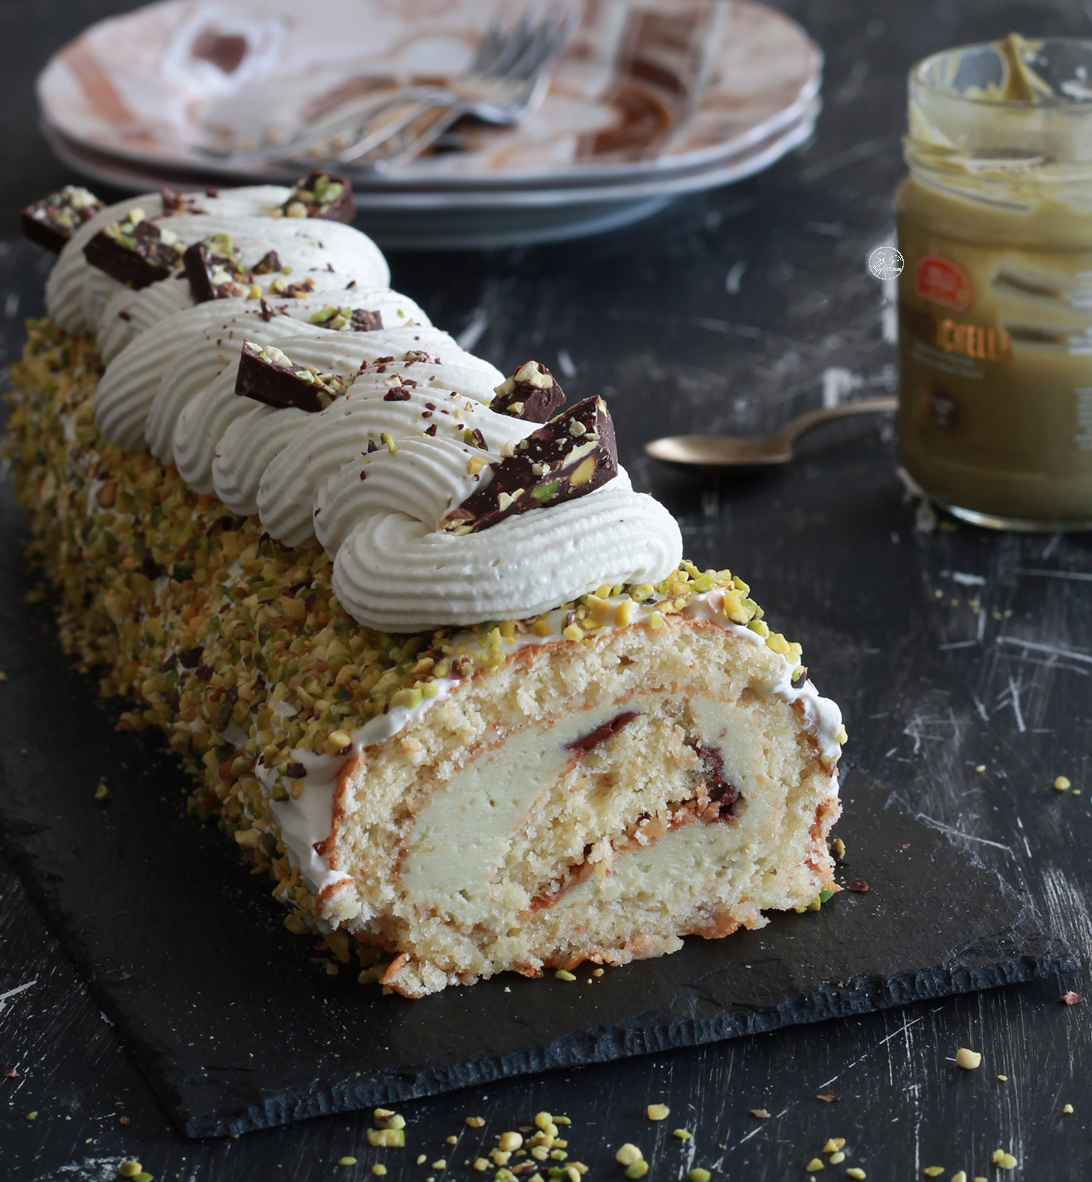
xmin=38 ymin=0 xmax=821 ymax=192
xmin=42 ymin=97 xmax=817 ymax=247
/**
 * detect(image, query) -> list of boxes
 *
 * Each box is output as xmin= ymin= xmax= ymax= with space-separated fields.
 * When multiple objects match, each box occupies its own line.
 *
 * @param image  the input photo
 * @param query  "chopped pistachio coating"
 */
xmin=83 ymin=210 xmax=186 ymax=289
xmin=236 ymin=340 xmax=348 ymax=412
xmin=21 ymin=185 xmax=104 ymax=254
xmin=4 ymin=319 xmax=812 ymax=980
xmin=273 ymin=171 xmax=355 ymax=222
xmin=439 ymin=396 xmax=617 ymax=534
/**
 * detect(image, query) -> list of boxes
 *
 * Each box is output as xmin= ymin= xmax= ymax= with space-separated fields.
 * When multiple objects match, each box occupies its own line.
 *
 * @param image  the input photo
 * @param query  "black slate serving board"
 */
xmin=0 ymin=475 xmax=1075 ymax=1138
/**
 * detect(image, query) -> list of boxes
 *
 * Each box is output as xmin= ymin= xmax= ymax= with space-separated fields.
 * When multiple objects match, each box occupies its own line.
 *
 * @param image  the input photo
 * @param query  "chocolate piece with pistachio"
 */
xmin=489 ymin=360 xmax=566 ymax=422
xmin=273 ymin=172 xmax=355 ymax=223
xmin=83 ymin=209 xmax=186 ymax=289
xmin=236 ymin=340 xmax=348 ymax=412
xmin=183 ymin=233 xmax=249 ymax=301
xmin=159 ymin=186 xmax=205 ymax=215
xmin=308 ymin=305 xmax=384 ymax=332
xmin=440 ymin=396 xmax=617 ymax=534
xmin=20 ymin=186 xmax=104 ymax=253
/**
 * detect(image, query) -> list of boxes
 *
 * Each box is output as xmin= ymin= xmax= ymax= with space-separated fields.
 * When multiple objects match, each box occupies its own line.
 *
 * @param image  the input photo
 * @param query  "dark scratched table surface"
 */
xmin=4 ymin=1 xmax=1092 ymax=1179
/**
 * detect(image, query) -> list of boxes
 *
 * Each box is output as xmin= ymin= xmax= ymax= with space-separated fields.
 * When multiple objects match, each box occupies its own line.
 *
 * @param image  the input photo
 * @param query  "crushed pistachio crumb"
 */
xmin=673 ymin=1129 xmax=692 ymax=1140
xmin=120 ymin=1165 xmax=142 ymax=1179
xmin=924 ymin=1169 xmax=944 ymax=1178
xmin=646 ymin=1104 xmax=670 ymax=1121
xmin=750 ymin=1109 xmax=771 ymax=1120
xmin=1055 ymin=776 xmax=1071 ymax=791
xmin=805 ymin=1159 xmax=824 ymax=1172
xmin=822 ymin=1139 xmax=845 ymax=1154
xmin=955 ymin=1048 xmax=981 ymax=1070
xmin=338 ymin=1157 xmax=358 ymax=1166
xmin=1064 ymin=1103 xmax=1074 ymax=1114
xmin=94 ymin=779 xmax=109 ymax=801
xmin=625 ymin=1163 xmax=649 ymax=1180
xmin=845 ymin=1170 xmax=866 ymax=1181
xmin=689 ymin=1171 xmax=711 ymax=1182
xmin=466 ymin=1116 xmax=485 ymax=1128
xmin=615 ymin=1145 xmax=643 ymax=1166
xmin=372 ymin=1167 xmax=387 ymax=1177
xmin=555 ymin=970 xmax=577 ymax=982
xmin=829 ymin=1152 xmax=845 ymax=1165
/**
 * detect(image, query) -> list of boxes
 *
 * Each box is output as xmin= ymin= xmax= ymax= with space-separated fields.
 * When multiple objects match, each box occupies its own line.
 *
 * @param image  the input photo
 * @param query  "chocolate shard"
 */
xmin=83 ymin=210 xmax=186 ymax=289
xmin=251 ymin=250 xmax=282 ymax=275
xmin=439 ymin=396 xmax=617 ymax=534
xmin=20 ymin=185 xmax=104 ymax=253
xmin=183 ymin=234 xmax=249 ymax=302
xmin=489 ymin=360 xmax=567 ymax=423
xmin=275 ymin=172 xmax=355 ymax=223
xmin=159 ymin=186 xmax=204 ymax=214
xmin=307 ymin=304 xmax=383 ymax=332
xmin=235 ymin=340 xmax=348 ymax=413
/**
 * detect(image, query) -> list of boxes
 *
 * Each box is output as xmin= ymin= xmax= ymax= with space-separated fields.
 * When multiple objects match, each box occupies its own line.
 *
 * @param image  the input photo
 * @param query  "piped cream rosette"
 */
xmin=317 ymin=436 xmax=682 ymax=630
xmin=173 ymin=325 xmax=499 ymax=493
xmin=95 ymin=285 xmax=427 ymax=454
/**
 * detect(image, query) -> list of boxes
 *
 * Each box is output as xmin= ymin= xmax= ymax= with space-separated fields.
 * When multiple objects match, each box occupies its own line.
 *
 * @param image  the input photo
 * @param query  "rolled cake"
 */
xmin=6 ymin=178 xmax=845 ymax=997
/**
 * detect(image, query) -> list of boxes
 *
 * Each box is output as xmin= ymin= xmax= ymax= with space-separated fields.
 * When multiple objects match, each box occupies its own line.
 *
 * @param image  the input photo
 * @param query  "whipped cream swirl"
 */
xmin=53 ymin=181 xmax=683 ymax=630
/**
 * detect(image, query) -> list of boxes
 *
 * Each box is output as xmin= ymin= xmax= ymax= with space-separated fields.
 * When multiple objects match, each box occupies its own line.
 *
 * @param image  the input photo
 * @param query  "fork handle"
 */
xmin=335 ymin=95 xmax=455 ymax=165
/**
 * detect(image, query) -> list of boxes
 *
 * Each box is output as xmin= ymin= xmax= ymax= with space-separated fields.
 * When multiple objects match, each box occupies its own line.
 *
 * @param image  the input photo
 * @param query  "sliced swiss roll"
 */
xmin=290 ymin=591 xmax=842 ymax=999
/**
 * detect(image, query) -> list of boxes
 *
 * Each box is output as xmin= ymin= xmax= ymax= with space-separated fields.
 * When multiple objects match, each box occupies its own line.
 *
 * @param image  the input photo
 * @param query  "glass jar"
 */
xmin=896 ymin=35 xmax=1092 ymax=530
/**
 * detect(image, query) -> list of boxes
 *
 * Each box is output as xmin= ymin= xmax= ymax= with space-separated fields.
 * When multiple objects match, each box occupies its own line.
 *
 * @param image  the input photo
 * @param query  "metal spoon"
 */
xmin=644 ymin=396 xmax=897 ymax=468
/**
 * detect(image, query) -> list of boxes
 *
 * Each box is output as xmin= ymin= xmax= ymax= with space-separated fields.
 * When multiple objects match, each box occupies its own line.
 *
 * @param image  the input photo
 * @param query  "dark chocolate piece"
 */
xmin=83 ymin=212 xmax=186 ymax=289
xmin=20 ymin=186 xmax=104 ymax=253
xmin=183 ymin=234 xmax=249 ymax=302
xmin=251 ymin=250 xmax=282 ymax=275
xmin=489 ymin=360 xmax=566 ymax=423
xmin=306 ymin=304 xmax=383 ymax=332
xmin=159 ymin=187 xmax=204 ymax=215
xmin=276 ymin=172 xmax=355 ymax=223
xmin=235 ymin=340 xmax=347 ymax=413
xmin=439 ymin=396 xmax=618 ymax=534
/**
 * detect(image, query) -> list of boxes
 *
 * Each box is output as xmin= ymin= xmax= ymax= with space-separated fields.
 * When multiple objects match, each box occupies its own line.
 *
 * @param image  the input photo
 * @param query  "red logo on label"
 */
xmin=916 ymin=255 xmax=973 ymax=312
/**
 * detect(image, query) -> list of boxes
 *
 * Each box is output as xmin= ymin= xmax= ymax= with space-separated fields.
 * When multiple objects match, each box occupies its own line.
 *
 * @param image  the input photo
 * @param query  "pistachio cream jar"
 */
xmin=896 ymin=35 xmax=1092 ymax=530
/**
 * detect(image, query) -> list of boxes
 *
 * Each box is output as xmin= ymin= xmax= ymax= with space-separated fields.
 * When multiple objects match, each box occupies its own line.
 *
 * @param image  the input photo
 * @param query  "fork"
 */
xmin=335 ymin=6 xmax=578 ymax=169
xmin=229 ymin=6 xmax=577 ymax=169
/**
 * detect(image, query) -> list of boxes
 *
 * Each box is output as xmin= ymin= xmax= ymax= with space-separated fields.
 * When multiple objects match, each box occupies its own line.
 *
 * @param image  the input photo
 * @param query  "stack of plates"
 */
xmin=38 ymin=0 xmax=821 ymax=248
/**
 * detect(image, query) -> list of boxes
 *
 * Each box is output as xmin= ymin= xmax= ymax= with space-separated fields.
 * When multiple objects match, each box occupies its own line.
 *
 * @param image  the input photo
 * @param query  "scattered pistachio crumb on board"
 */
xmin=647 ymin=1103 xmax=670 ymax=1121
xmin=955 ymin=1047 xmax=982 ymax=1070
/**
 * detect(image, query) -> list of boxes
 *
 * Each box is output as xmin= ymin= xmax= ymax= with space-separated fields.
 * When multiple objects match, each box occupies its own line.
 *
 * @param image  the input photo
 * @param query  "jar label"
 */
xmin=916 ymin=255 xmax=973 ymax=312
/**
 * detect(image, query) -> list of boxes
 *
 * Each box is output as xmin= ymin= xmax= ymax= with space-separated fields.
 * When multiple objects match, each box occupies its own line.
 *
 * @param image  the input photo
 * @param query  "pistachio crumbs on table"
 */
xmin=4 ymin=176 xmax=845 ymax=997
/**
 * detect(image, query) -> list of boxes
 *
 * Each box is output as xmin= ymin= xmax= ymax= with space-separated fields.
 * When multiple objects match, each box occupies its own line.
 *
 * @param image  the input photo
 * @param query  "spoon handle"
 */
xmin=772 ymin=396 xmax=898 ymax=453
